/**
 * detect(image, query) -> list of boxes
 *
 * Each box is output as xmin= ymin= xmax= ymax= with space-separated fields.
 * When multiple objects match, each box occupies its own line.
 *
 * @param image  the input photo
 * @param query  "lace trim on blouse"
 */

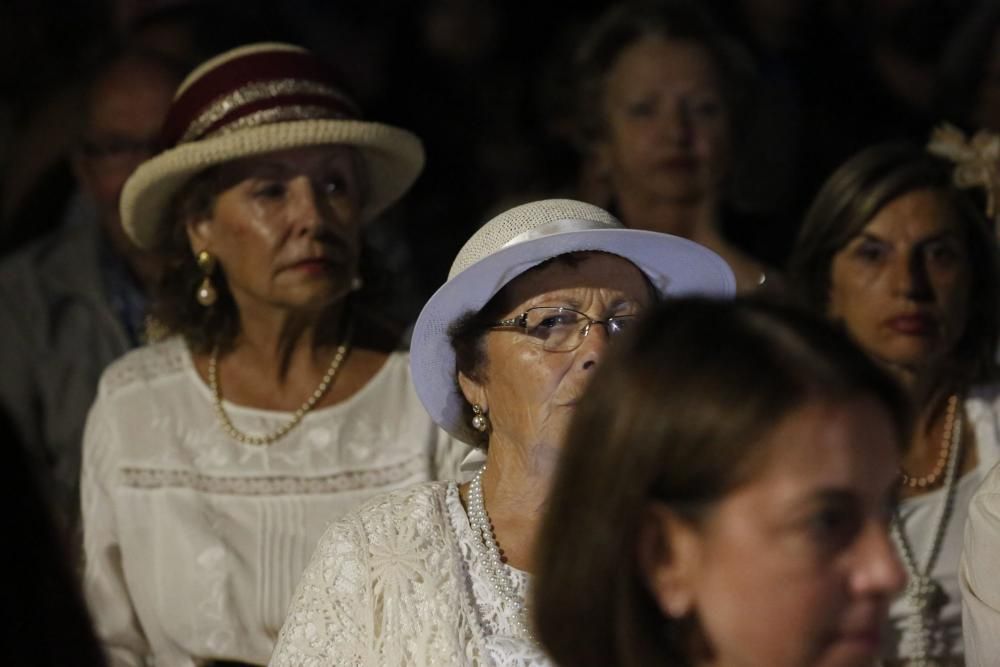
xmin=120 ymin=455 xmax=425 ymax=496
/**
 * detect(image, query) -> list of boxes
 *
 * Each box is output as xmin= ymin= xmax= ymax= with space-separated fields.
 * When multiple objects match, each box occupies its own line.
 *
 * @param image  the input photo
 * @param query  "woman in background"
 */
xmin=571 ymin=1 xmax=777 ymax=292
xmin=534 ymin=298 xmax=908 ymax=667
xmin=789 ymin=142 xmax=1000 ymax=666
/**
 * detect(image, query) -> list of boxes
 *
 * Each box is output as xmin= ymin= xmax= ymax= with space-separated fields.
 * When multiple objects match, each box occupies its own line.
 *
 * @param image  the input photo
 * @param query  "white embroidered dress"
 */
xmin=270 ymin=481 xmax=552 ymax=666
xmin=82 ymin=337 xmax=469 ymax=666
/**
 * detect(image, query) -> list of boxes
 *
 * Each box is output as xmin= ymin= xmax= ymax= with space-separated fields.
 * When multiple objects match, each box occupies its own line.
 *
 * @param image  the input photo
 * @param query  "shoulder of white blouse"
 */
xmin=97 ymin=335 xmax=188 ymax=399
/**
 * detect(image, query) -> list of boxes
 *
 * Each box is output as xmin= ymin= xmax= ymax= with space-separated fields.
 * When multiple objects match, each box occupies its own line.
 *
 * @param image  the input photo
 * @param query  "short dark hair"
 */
xmin=787 ymin=141 xmax=1000 ymax=389
xmin=572 ymin=0 xmax=754 ymax=152
xmin=532 ymin=297 xmax=909 ymax=667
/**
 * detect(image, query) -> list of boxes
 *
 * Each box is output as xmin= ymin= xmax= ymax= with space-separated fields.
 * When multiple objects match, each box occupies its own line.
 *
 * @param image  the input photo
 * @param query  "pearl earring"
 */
xmin=196 ymin=250 xmax=218 ymax=306
xmin=471 ymin=404 xmax=489 ymax=432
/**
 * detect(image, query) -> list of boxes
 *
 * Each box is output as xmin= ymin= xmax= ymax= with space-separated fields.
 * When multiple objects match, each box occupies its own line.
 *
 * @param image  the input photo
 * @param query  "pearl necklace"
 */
xmin=901 ymin=395 xmax=958 ymax=488
xmin=468 ymin=465 xmax=535 ymax=643
xmin=890 ymin=397 xmax=963 ymax=667
xmin=208 ymin=321 xmax=353 ymax=446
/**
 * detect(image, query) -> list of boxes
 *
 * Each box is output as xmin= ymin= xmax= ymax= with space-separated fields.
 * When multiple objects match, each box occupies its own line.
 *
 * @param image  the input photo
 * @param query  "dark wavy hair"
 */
xmin=787 ymin=142 xmax=1000 ymax=392
xmin=532 ymin=297 xmax=909 ymax=667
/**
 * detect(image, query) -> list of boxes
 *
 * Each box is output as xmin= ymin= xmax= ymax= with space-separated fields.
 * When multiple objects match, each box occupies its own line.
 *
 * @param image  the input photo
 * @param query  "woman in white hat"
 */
xmin=80 ymin=43 xmax=469 ymax=666
xmin=271 ymin=198 xmax=735 ymax=665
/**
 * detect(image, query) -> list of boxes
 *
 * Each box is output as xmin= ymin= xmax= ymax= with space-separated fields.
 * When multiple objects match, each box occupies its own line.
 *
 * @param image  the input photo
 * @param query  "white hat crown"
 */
xmin=449 ymin=199 xmax=622 ymax=279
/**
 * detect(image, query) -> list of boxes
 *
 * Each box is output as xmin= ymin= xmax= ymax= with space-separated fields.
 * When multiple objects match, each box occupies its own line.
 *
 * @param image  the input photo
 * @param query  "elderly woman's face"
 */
xmin=599 ymin=35 xmax=730 ymax=211
xmin=187 ymin=145 xmax=363 ymax=314
xmin=461 ymin=252 xmax=652 ymax=458
xmin=646 ymin=397 xmax=904 ymax=667
xmin=827 ymin=189 xmax=971 ymax=375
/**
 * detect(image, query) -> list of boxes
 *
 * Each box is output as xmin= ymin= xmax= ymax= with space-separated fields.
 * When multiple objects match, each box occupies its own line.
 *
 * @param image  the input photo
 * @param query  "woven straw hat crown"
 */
xmin=449 ymin=199 xmax=622 ymax=279
xmin=120 ymin=42 xmax=425 ymax=248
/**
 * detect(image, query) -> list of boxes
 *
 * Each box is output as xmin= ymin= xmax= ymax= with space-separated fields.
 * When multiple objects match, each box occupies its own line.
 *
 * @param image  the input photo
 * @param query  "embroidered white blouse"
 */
xmin=270 ymin=481 xmax=552 ymax=666
xmin=82 ymin=337 xmax=469 ymax=667
xmin=885 ymin=384 xmax=1000 ymax=660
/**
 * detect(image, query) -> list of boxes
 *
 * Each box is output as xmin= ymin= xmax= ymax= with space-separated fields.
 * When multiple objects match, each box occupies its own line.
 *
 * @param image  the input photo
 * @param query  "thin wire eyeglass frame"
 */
xmin=490 ymin=306 xmax=638 ymax=352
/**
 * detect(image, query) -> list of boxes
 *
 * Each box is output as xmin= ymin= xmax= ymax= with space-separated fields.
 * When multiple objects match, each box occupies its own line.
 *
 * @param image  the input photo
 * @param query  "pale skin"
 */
xmin=828 ymin=188 xmax=977 ymax=499
xmin=185 ymin=145 xmax=388 ymax=413
xmin=457 ymin=253 xmax=654 ymax=571
xmin=640 ymin=397 xmax=906 ymax=667
xmin=597 ymin=35 xmax=769 ymax=292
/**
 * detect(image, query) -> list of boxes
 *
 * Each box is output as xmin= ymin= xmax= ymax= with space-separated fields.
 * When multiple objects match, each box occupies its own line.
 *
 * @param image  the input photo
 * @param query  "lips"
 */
xmin=885 ymin=312 xmax=937 ymax=336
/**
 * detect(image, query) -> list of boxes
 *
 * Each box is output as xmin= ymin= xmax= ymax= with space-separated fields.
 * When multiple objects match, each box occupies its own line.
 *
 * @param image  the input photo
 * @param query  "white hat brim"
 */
xmin=120 ymin=119 xmax=424 ymax=248
xmin=409 ymin=226 xmax=736 ymax=443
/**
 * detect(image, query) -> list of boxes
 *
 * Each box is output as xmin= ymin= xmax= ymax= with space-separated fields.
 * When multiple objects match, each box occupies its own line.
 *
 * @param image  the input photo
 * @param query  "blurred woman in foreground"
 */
xmin=534 ymin=298 xmax=909 ymax=667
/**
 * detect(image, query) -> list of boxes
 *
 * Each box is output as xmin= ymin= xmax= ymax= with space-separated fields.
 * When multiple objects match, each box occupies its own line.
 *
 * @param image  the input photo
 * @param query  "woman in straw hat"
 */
xmin=271 ymin=198 xmax=735 ymax=665
xmin=80 ymin=43 xmax=469 ymax=666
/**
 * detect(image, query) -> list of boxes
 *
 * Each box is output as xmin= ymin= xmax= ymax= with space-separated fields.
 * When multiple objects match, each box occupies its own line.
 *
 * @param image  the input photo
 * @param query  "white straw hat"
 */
xmin=120 ymin=42 xmax=425 ymax=248
xmin=410 ymin=198 xmax=736 ymax=443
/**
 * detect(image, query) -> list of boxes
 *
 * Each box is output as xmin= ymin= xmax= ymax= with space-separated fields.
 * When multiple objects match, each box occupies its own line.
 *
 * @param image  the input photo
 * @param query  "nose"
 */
xmin=662 ymin=100 xmax=694 ymax=145
xmin=893 ymin=251 xmax=932 ymax=300
xmin=852 ymin=522 xmax=908 ymax=599
xmin=287 ymin=177 xmax=330 ymax=236
xmin=576 ymin=321 xmax=612 ymax=371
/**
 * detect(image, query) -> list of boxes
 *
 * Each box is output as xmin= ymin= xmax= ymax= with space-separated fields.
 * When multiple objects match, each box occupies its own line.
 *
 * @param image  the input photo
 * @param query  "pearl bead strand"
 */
xmin=208 ymin=320 xmax=353 ymax=446
xmin=468 ymin=465 xmax=536 ymax=643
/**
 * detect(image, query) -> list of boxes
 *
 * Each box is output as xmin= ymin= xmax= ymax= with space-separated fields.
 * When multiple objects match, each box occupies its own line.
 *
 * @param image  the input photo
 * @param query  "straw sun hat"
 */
xmin=409 ymin=198 xmax=737 ymax=444
xmin=119 ymin=42 xmax=425 ymax=248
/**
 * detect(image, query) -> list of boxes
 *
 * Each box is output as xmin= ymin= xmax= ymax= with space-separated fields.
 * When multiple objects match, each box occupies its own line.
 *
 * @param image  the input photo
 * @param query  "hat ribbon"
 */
xmin=501 ymin=217 xmax=620 ymax=249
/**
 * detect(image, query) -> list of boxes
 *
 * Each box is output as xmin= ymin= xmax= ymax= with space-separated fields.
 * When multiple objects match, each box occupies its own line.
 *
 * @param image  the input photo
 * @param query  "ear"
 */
xmin=457 ymin=371 xmax=487 ymax=413
xmin=185 ymin=211 xmax=214 ymax=256
xmin=636 ymin=502 xmax=702 ymax=619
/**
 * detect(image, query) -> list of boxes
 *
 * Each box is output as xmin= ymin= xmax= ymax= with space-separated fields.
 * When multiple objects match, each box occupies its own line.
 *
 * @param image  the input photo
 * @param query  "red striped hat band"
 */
xmin=160 ymin=49 xmax=361 ymax=148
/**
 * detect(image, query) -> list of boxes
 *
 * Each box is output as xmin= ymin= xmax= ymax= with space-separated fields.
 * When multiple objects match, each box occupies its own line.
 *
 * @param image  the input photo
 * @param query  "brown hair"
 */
xmin=572 ymin=0 xmax=754 ymax=152
xmin=787 ymin=141 xmax=1000 ymax=390
xmin=532 ymin=297 xmax=908 ymax=667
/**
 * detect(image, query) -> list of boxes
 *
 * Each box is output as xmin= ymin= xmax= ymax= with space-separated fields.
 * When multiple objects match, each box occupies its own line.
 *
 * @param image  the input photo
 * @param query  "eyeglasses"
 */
xmin=491 ymin=306 xmax=638 ymax=352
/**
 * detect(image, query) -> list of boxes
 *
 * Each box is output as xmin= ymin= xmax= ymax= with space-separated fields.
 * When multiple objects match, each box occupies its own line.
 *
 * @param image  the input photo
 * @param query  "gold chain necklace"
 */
xmin=208 ymin=321 xmax=353 ymax=446
xmin=900 ymin=394 xmax=958 ymax=489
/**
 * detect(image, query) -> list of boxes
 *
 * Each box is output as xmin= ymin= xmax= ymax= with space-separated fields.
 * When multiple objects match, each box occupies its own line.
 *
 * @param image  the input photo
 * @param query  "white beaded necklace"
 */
xmin=468 ymin=465 xmax=535 ymax=643
xmin=208 ymin=320 xmax=353 ymax=446
xmin=890 ymin=399 xmax=963 ymax=667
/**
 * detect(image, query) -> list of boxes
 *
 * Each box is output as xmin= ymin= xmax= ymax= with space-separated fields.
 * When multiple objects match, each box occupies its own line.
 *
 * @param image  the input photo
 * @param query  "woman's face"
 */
xmin=599 ymin=35 xmax=730 ymax=207
xmin=460 ymin=252 xmax=653 ymax=463
xmin=827 ymin=189 xmax=971 ymax=376
xmin=187 ymin=145 xmax=363 ymax=316
xmin=648 ymin=397 xmax=905 ymax=667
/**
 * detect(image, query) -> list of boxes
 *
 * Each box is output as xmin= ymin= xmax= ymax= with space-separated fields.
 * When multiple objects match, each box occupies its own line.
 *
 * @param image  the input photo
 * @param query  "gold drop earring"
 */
xmin=196 ymin=250 xmax=218 ymax=306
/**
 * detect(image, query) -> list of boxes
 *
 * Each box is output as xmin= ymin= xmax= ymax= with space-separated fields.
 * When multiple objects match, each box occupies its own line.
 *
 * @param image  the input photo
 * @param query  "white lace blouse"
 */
xmin=270 ymin=481 xmax=552 ymax=666
xmin=81 ymin=337 xmax=469 ymax=667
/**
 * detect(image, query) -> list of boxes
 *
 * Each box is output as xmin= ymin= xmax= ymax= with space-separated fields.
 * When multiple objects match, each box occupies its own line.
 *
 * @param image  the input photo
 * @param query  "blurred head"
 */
xmin=574 ymin=1 xmax=752 ymax=211
xmin=788 ymin=143 xmax=1000 ymax=387
xmin=126 ymin=42 xmax=425 ymax=351
xmin=534 ymin=298 xmax=909 ymax=667
xmin=72 ymin=49 xmax=184 ymax=277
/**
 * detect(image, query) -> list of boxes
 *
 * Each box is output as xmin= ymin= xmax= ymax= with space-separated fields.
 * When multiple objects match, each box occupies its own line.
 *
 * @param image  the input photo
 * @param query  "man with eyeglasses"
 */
xmin=0 ymin=46 xmax=183 ymax=539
